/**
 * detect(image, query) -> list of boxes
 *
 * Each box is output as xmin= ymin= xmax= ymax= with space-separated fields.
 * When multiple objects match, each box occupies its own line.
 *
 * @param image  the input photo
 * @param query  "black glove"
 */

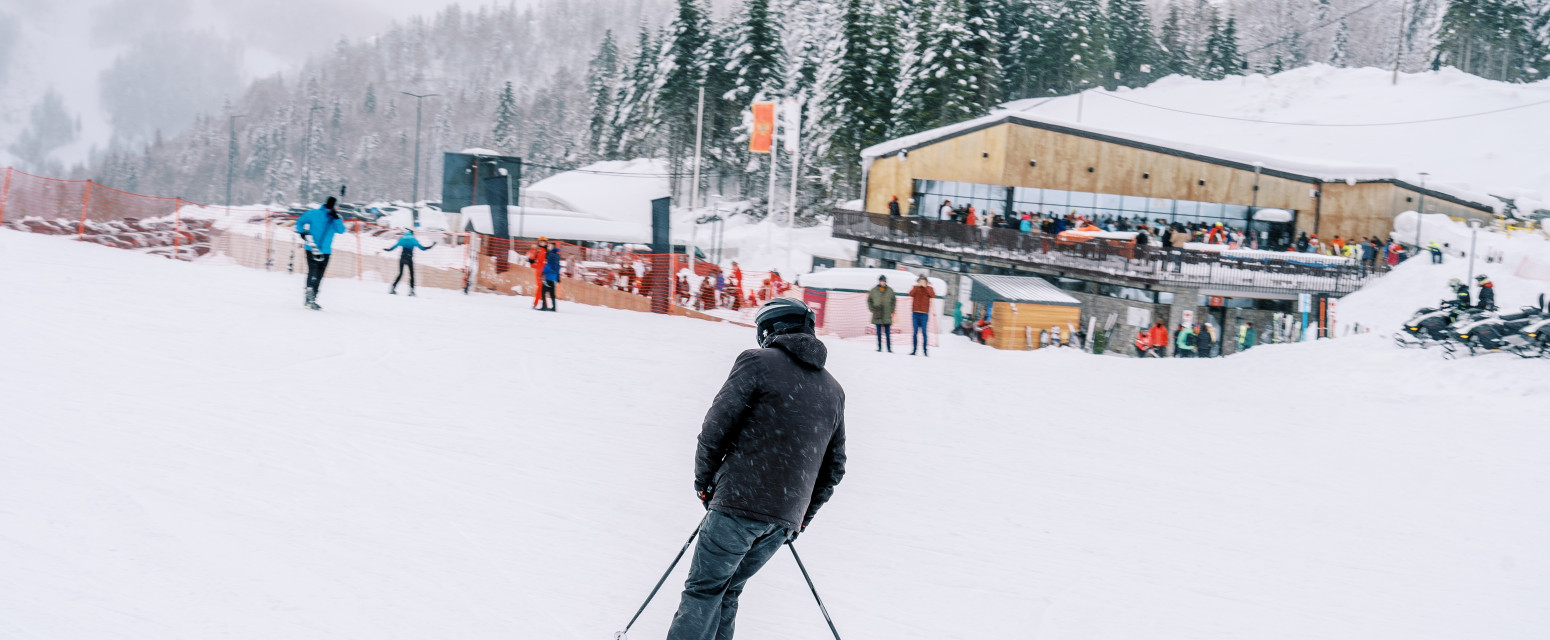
xmin=696 ymin=486 xmax=714 ymax=509
xmin=785 ymin=524 xmax=805 ymax=544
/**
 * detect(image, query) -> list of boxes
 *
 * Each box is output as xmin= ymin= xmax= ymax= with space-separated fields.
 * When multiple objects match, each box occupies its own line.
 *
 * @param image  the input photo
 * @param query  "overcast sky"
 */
xmin=1 ymin=0 xmax=506 ymax=166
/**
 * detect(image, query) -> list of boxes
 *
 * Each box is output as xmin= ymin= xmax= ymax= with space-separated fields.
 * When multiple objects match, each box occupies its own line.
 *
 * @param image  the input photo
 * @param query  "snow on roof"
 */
xmin=864 ymin=65 xmax=1550 ymax=210
xmin=524 ymin=159 xmax=670 ymax=225
xmin=969 ymin=275 xmax=1081 ymax=306
xmin=458 ymin=204 xmax=689 ymax=245
xmin=459 ymin=148 xmax=504 ymax=156
xmin=796 ymin=268 xmax=946 ymax=295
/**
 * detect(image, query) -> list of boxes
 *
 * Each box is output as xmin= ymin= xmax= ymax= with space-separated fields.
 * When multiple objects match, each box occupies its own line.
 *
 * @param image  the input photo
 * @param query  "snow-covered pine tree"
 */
xmin=1004 ymin=0 xmax=1058 ymax=97
xmin=963 ymin=0 xmax=1005 ymax=106
xmin=586 ymin=31 xmax=621 ymax=160
xmin=492 ymin=81 xmax=520 ymax=154
xmin=659 ymin=0 xmax=712 ymax=195
xmin=724 ymin=0 xmax=785 ymax=103
xmin=1330 ymin=18 xmax=1349 ymax=66
xmin=1435 ymin=0 xmax=1543 ymax=81
xmin=1108 ymin=0 xmax=1161 ymax=87
xmin=1201 ymin=14 xmax=1246 ymax=80
xmin=829 ymin=0 xmax=898 ymax=191
xmin=1158 ymin=2 xmax=1193 ymax=77
xmin=363 ymin=84 xmax=376 ymax=115
xmin=897 ymin=0 xmax=987 ymax=133
xmin=613 ymin=25 xmax=666 ymax=160
xmin=1048 ymin=0 xmax=1114 ymax=94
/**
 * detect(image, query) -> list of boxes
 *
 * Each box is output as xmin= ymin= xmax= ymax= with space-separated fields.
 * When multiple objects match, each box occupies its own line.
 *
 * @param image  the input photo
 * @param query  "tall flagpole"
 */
xmin=785 ymin=94 xmax=803 ymax=272
xmin=766 ymin=110 xmax=779 ymax=257
xmin=689 ymin=85 xmax=705 ymax=273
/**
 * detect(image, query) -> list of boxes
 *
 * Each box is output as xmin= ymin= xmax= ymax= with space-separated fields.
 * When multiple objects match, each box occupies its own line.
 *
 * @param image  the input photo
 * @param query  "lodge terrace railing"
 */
xmin=831 ymin=208 xmax=1385 ymax=296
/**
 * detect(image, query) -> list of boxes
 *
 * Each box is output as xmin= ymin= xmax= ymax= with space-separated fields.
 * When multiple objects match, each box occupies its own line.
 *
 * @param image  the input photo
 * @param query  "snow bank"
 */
xmin=1335 ymin=219 xmax=1550 ymax=332
xmin=4 ymin=229 xmax=1549 ymax=640
xmin=796 ymin=267 xmax=946 ymax=294
xmin=524 ymin=159 xmax=670 ymax=224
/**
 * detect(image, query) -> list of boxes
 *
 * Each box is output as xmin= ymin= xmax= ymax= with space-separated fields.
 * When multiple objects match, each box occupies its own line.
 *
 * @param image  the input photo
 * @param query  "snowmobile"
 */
xmin=1394 ymin=299 xmax=1480 ymax=348
xmin=1441 ymin=302 xmax=1546 ymax=358
xmin=1519 ymin=315 xmax=1550 ymax=359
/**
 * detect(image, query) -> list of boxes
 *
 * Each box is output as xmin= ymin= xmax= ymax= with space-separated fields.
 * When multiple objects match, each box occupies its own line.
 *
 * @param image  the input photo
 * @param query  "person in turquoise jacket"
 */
xmin=383 ymin=229 xmax=435 ymax=296
xmin=295 ymin=196 xmax=346 ymax=310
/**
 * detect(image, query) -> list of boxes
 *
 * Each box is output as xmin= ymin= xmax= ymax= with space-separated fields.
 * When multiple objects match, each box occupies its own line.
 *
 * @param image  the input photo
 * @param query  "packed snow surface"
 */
xmin=869 ymin=65 xmax=1550 ymax=207
xmin=3 ymin=229 xmax=1548 ymax=640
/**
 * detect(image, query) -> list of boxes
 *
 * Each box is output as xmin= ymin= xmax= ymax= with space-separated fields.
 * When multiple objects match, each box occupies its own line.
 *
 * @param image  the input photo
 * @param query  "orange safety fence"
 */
xmin=0 ymin=167 xmax=476 ymax=291
xmin=0 ymin=167 xmax=815 ymax=323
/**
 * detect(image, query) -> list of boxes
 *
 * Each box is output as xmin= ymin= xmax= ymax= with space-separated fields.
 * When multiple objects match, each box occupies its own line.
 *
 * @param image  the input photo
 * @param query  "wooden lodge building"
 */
xmin=837 ymin=111 xmax=1499 ymax=353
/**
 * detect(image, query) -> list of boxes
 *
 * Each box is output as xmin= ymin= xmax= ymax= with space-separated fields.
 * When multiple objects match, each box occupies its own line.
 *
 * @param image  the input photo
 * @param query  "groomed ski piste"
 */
xmin=2 ymin=226 xmax=1547 ymax=640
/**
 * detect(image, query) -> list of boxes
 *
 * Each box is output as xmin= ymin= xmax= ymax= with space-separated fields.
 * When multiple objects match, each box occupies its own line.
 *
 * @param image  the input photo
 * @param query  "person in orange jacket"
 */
xmin=527 ymin=238 xmax=549 ymax=308
xmin=1148 ymin=321 xmax=1169 ymax=357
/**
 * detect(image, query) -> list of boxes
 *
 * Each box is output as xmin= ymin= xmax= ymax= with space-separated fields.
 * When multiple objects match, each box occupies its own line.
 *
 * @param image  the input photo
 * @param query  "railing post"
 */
xmin=173 ymin=198 xmax=183 ymax=259
xmin=0 ymin=167 xmax=12 ymax=224
xmin=78 ymin=180 xmax=92 ymax=240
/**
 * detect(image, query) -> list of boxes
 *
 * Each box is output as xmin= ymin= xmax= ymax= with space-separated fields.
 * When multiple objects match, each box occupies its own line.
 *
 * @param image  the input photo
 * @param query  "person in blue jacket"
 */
xmin=382 ymin=229 xmax=435 ymax=296
xmin=294 ymin=197 xmax=346 ymax=310
xmin=539 ymin=242 xmax=561 ymax=311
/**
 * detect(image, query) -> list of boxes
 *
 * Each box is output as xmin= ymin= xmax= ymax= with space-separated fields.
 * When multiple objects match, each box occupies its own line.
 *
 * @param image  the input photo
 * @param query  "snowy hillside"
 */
xmin=2 ymin=229 xmax=1548 ymax=640
xmin=999 ymin=65 xmax=1550 ymax=207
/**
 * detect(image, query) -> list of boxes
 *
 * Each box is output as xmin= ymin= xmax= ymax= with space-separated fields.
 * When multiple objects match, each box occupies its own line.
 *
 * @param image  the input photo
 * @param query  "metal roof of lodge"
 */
xmin=970 ymin=274 xmax=1083 ymax=306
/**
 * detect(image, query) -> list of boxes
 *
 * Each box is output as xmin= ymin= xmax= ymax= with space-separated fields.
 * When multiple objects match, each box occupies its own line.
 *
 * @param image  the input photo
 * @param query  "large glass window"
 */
xmin=911 ymin=179 xmax=1292 ymax=232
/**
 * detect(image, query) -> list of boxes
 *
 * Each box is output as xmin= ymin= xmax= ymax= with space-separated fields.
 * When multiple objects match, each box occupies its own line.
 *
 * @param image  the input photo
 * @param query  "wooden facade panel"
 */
xmin=987 ymin=301 xmax=1083 ymax=350
xmin=862 ymin=120 xmax=1489 ymax=239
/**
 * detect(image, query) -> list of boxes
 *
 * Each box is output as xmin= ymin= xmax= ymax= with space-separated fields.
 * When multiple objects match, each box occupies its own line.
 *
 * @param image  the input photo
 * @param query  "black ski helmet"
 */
xmin=754 ymin=297 xmax=815 ymax=347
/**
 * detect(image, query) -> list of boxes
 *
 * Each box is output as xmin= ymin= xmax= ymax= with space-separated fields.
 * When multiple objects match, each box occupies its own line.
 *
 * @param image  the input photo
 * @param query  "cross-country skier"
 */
xmin=383 ymin=229 xmax=435 ymax=296
xmin=668 ymin=298 xmax=847 ymax=640
xmin=294 ymin=196 xmax=346 ymax=310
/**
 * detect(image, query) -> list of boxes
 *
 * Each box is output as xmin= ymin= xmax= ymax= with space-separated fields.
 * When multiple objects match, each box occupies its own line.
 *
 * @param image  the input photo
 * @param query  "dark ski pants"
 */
xmin=540 ymin=280 xmax=557 ymax=309
xmin=392 ymin=258 xmax=416 ymax=289
xmin=875 ymin=323 xmax=891 ymax=351
xmin=305 ymin=252 xmax=332 ymax=294
xmin=911 ymin=312 xmax=930 ymax=353
xmin=667 ymin=511 xmax=790 ymax=640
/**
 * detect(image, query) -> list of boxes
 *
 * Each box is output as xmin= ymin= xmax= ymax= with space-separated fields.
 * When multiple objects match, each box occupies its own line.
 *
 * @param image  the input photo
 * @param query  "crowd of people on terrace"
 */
xmin=895 ymin=196 xmax=1417 ymax=266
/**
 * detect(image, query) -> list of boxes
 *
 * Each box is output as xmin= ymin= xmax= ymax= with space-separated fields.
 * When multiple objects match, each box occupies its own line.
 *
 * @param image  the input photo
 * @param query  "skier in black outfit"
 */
xmin=667 ymin=298 xmax=847 ymax=640
xmin=383 ymin=229 xmax=435 ymax=296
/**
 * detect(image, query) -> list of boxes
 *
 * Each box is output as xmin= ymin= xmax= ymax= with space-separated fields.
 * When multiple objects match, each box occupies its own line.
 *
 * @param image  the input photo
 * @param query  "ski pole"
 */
xmin=617 ymin=514 xmax=708 ymax=639
xmin=788 ymin=542 xmax=843 ymax=640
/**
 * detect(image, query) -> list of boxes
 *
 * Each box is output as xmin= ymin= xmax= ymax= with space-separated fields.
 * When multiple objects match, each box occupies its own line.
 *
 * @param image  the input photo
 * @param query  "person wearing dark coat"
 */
xmin=1475 ymin=275 xmax=1496 ymax=310
xmin=539 ymin=244 xmax=561 ymax=311
xmin=668 ymin=298 xmax=847 ymax=640
xmin=887 ymin=195 xmax=901 ymax=217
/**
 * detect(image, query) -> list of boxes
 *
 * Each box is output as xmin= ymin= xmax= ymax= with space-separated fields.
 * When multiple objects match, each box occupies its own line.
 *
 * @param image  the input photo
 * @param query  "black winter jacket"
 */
xmin=695 ymin=332 xmax=847 ymax=531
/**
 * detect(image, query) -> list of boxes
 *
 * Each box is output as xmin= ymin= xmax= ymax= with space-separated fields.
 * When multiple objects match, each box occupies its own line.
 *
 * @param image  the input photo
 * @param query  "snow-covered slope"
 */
xmin=2 ymin=230 xmax=1547 ymax=640
xmin=875 ymin=66 xmax=1550 ymax=208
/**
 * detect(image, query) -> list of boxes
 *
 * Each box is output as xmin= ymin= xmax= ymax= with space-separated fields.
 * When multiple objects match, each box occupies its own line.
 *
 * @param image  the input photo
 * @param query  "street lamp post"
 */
xmin=226 ymin=114 xmax=245 ymax=210
xmin=1413 ymin=172 xmax=1429 ymax=249
xmin=400 ymin=92 xmax=440 ymax=217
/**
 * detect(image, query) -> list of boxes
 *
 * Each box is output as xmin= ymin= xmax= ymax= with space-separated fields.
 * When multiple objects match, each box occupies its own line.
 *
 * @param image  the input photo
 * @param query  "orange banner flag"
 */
xmin=749 ymin=102 xmax=775 ymax=154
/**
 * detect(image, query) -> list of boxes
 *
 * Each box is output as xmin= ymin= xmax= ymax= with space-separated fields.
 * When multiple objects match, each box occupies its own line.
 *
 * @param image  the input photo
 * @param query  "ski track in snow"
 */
xmin=1 ymin=229 xmax=1547 ymax=640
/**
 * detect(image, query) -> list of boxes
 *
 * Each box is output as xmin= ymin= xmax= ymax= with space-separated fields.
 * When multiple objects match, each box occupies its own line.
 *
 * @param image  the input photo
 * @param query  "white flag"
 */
xmin=781 ymin=98 xmax=801 ymax=154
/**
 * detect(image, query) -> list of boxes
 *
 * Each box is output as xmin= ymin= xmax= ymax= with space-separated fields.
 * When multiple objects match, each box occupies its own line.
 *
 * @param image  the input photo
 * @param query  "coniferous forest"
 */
xmin=51 ymin=0 xmax=1550 ymax=219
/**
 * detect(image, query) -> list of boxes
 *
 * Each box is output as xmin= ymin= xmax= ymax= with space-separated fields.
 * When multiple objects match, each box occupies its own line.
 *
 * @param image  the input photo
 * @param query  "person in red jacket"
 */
xmin=908 ymin=275 xmax=935 ymax=356
xmin=1148 ymin=321 xmax=1169 ymax=357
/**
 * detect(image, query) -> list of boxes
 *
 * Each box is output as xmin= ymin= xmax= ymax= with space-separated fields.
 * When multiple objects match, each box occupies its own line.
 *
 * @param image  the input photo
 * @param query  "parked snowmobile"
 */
xmin=1394 ymin=299 xmax=1480 ymax=348
xmin=1441 ymin=303 xmax=1546 ymax=358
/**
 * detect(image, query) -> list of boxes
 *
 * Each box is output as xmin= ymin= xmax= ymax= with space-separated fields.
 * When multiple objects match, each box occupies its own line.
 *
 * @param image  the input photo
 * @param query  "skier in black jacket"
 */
xmin=667 ymin=298 xmax=847 ymax=640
